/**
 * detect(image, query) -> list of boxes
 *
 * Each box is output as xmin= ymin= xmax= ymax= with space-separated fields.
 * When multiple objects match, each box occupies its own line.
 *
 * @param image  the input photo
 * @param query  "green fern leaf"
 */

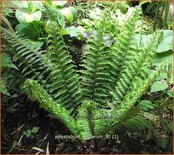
xmin=45 ymin=21 xmax=83 ymax=115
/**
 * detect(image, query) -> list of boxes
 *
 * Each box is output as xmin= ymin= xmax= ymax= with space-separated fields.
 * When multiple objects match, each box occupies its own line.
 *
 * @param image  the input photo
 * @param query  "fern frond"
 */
xmin=1 ymin=75 xmax=10 ymax=96
xmin=116 ymin=114 xmax=150 ymax=132
xmin=110 ymin=32 xmax=163 ymax=105
xmin=80 ymin=10 xmax=120 ymax=105
xmin=81 ymin=30 xmax=110 ymax=104
xmin=1 ymin=52 xmax=18 ymax=70
xmin=2 ymin=28 xmax=49 ymax=84
xmin=92 ymin=61 xmax=171 ymax=135
xmin=45 ymin=21 xmax=82 ymax=115
xmin=92 ymin=108 xmax=113 ymax=136
xmin=110 ymin=61 xmax=171 ymax=129
xmin=76 ymin=100 xmax=96 ymax=140
xmin=77 ymin=100 xmax=113 ymax=139
xmin=23 ymin=79 xmax=81 ymax=138
xmin=108 ymin=7 xmax=141 ymax=89
xmin=122 ymin=61 xmax=171 ymax=107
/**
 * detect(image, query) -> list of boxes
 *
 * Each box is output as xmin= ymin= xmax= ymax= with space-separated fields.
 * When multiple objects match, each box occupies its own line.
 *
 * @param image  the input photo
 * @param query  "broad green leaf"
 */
xmin=150 ymin=81 xmax=168 ymax=93
xmin=12 ymin=1 xmax=37 ymax=13
xmin=154 ymin=50 xmax=173 ymax=65
xmin=53 ymin=1 xmax=67 ymax=6
xmin=58 ymin=15 xmax=65 ymax=28
xmin=133 ymin=34 xmax=152 ymax=48
xmin=134 ymin=30 xmax=173 ymax=53
xmin=16 ymin=10 xmax=42 ymax=23
xmin=12 ymin=1 xmax=43 ymax=12
xmin=16 ymin=21 xmax=44 ymax=40
xmin=65 ymin=26 xmax=84 ymax=38
xmin=60 ymin=7 xmax=77 ymax=25
xmin=12 ymin=1 xmax=28 ymax=8
xmin=157 ymin=30 xmax=173 ymax=53
xmin=138 ymin=100 xmax=154 ymax=110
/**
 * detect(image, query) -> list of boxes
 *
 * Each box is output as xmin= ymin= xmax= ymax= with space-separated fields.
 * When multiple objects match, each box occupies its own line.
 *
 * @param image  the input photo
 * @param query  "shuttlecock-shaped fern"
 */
xmin=2 ymin=5 xmax=172 ymax=141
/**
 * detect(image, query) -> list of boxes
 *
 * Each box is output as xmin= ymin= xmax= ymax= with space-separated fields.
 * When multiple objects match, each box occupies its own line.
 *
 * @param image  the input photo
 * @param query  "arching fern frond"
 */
xmin=109 ymin=61 xmax=171 ymax=133
xmin=92 ymin=61 xmax=171 ymax=136
xmin=110 ymin=32 xmax=163 ymax=105
xmin=115 ymin=113 xmax=150 ymax=132
xmin=45 ymin=21 xmax=83 ymax=115
xmin=2 ymin=28 xmax=49 ymax=85
xmin=1 ymin=52 xmax=18 ymax=70
xmin=80 ymin=9 xmax=121 ymax=105
xmin=108 ymin=7 xmax=141 ymax=90
xmin=80 ymin=27 xmax=111 ymax=105
xmin=23 ymin=79 xmax=81 ymax=138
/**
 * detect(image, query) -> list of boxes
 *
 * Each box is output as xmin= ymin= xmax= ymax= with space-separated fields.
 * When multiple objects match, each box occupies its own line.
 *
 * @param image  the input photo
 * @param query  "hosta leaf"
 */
xmin=155 ymin=50 xmax=173 ymax=65
xmin=65 ymin=26 xmax=84 ymax=38
xmin=150 ymin=81 xmax=168 ymax=93
xmin=16 ymin=21 xmax=44 ymax=40
xmin=52 ymin=1 xmax=67 ymax=7
xmin=60 ymin=7 xmax=78 ymax=25
xmin=16 ymin=10 xmax=42 ymax=23
xmin=157 ymin=30 xmax=173 ymax=53
xmin=134 ymin=30 xmax=173 ymax=53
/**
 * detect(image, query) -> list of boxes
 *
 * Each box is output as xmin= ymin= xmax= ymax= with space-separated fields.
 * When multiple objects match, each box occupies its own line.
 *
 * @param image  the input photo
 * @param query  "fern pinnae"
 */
xmin=81 ymin=34 xmax=109 ymax=104
xmin=108 ymin=7 xmax=141 ymax=89
xmin=45 ymin=21 xmax=82 ymax=115
xmin=23 ymin=79 xmax=82 ymax=139
xmin=2 ymin=28 xmax=50 ymax=85
xmin=110 ymin=31 xmax=163 ymax=105
xmin=111 ymin=61 xmax=171 ymax=124
xmin=99 ymin=60 xmax=171 ymax=135
xmin=80 ymin=13 xmax=117 ymax=105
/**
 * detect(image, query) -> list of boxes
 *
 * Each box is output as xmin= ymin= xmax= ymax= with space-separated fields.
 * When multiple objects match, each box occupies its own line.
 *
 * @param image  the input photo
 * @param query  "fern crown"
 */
xmin=2 ymin=6 xmax=171 ymax=141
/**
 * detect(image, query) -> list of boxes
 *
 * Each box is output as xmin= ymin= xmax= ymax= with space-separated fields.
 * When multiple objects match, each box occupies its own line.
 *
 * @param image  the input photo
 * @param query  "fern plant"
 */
xmin=0 ymin=52 xmax=18 ymax=96
xmin=2 ymin=5 xmax=172 ymax=141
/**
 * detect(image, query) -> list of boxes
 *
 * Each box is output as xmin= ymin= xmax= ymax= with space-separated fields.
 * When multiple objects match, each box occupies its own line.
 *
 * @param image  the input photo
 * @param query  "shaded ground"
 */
xmin=2 ymin=93 xmax=173 ymax=154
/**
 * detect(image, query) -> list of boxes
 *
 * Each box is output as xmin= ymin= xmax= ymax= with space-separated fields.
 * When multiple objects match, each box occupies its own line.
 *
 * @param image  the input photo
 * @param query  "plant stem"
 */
xmin=153 ymin=1 xmax=160 ymax=31
xmin=163 ymin=0 xmax=171 ymax=29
